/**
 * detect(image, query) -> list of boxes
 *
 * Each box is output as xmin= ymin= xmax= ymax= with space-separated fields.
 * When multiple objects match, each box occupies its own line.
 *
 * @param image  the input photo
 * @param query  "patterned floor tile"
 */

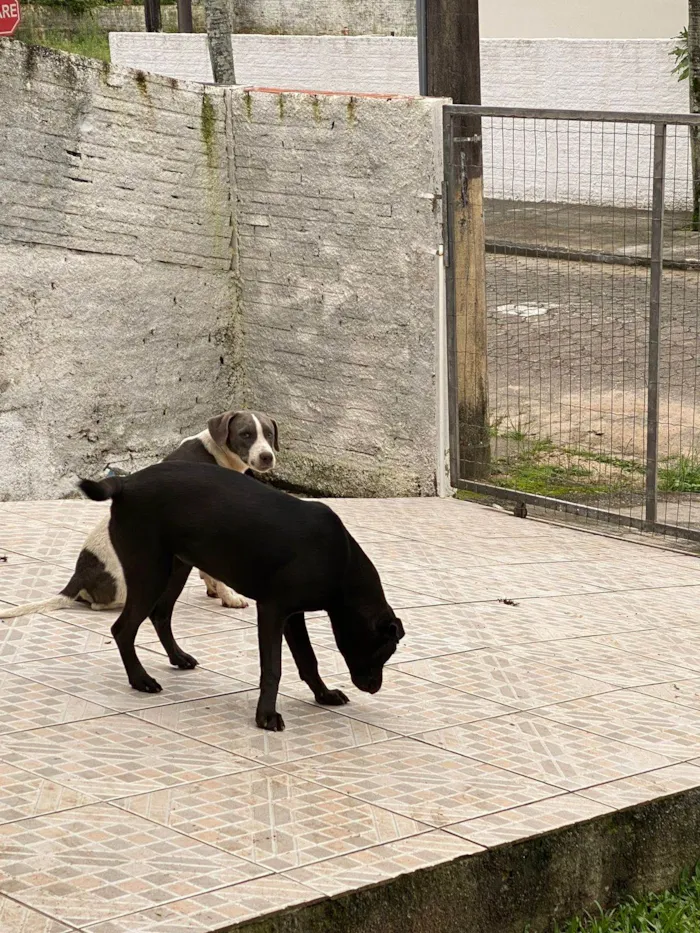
xmin=0 ymin=563 xmax=78 ymax=607
xmin=113 ymin=769 xmax=427 ymax=871
xmin=307 ymin=597 xmax=656 ymax=662
xmin=132 ymin=691 xmax=395 ymax=764
xmin=0 ymin=614 xmax=111 ymax=665
xmin=142 ymin=626 xmax=348 ymax=695
xmin=3 ymin=496 xmax=700 ymax=931
xmin=507 ymin=639 xmax=693 ymax=687
xmin=579 ymin=763 xmax=700 ymax=809
xmin=281 ymin=738 xmax=558 ymax=826
xmin=394 ymin=649 xmax=614 ymax=710
xmin=286 ymin=830 xmax=483 ymax=896
xmin=0 ymin=549 xmax=46 ymax=566
xmin=47 ymin=601 xmax=251 ymax=643
xmin=591 ymin=630 xmax=700 ymax=673
xmin=446 ymin=793 xmax=611 ymax=847
xmin=566 ymin=585 xmax=700 ymax=628
xmin=0 ymin=669 xmax=112 ymax=735
xmin=380 ymin=563 xmax=606 ymax=603
xmin=418 ymin=714 xmax=673 ymax=791
xmin=0 ymin=765 xmax=97 ymax=824
xmin=0 ymin=804 xmax=265 ymax=928
xmin=639 ymin=677 xmax=700 ymax=711
xmin=290 ymin=669 xmax=513 ymax=735
xmin=0 ymin=895 xmax=71 ymax=933
xmin=306 ymin=607 xmax=489 ymax=662
xmin=0 ymin=525 xmax=92 ymax=568
xmin=1 ymin=715 xmax=259 ymax=799
xmin=538 ymin=690 xmax=700 ymax=759
xmin=5 ymin=649 xmax=251 ymax=713
xmin=0 ymin=500 xmax=106 ymax=523
xmin=82 ymin=875 xmax=317 ymax=933
xmin=493 ymin=587 xmax=700 ymax=633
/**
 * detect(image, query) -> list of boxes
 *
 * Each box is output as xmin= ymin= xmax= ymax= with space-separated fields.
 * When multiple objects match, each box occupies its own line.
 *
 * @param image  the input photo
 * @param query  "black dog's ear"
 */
xmin=384 ymin=617 xmax=404 ymax=642
xmin=271 ymin=418 xmax=280 ymax=452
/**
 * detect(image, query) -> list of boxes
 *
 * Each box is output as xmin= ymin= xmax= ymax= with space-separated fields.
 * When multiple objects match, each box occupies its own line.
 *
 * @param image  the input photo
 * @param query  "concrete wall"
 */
xmin=110 ymin=35 xmax=685 ymax=108
xmin=232 ymin=89 xmax=444 ymax=496
xmin=16 ymin=0 xmax=688 ymax=39
xmin=478 ymin=39 xmax=689 ymax=209
xmin=480 ymin=0 xmax=685 ymax=39
xmin=228 ymin=0 xmax=415 ymax=36
xmin=111 ymin=35 xmax=691 ymax=208
xmin=0 ymin=40 xmax=240 ymax=500
xmin=17 ymin=3 xmax=205 ymax=39
xmin=0 ymin=40 xmax=444 ymax=499
xmin=110 ymin=34 xmax=420 ymax=92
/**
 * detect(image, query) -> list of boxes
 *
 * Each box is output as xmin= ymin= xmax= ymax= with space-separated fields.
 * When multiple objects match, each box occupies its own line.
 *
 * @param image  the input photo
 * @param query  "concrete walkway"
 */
xmin=2 ymin=497 xmax=700 ymax=931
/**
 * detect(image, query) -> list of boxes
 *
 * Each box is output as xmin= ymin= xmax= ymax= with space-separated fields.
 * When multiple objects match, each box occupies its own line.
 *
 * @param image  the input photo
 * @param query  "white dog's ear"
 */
xmin=207 ymin=410 xmax=241 ymax=448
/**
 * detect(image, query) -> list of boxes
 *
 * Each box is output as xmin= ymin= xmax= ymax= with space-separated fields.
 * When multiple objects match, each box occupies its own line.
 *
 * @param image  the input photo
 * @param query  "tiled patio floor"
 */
xmin=3 ymin=497 xmax=700 ymax=931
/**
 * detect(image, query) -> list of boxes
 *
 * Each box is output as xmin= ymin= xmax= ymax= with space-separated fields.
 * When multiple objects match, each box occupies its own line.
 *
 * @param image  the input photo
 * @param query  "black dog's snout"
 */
xmin=258 ymin=451 xmax=273 ymax=468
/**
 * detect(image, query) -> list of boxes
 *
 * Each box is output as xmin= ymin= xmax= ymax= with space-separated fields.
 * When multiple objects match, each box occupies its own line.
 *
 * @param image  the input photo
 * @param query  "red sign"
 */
xmin=0 ymin=0 xmax=20 ymax=36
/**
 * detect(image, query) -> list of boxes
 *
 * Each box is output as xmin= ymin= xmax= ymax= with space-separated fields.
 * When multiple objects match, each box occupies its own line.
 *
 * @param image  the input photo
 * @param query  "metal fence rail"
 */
xmin=444 ymin=105 xmax=700 ymax=542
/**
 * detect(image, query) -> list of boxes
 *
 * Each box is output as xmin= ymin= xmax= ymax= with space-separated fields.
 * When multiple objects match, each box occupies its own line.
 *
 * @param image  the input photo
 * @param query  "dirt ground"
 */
xmin=463 ymin=201 xmax=700 ymax=532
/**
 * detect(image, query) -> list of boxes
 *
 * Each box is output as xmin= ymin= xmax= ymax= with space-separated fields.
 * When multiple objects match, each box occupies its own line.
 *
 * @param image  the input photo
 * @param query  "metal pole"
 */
xmin=416 ymin=0 xmax=427 ymax=96
xmin=177 ymin=0 xmax=193 ymax=32
xmin=645 ymin=123 xmax=667 ymax=527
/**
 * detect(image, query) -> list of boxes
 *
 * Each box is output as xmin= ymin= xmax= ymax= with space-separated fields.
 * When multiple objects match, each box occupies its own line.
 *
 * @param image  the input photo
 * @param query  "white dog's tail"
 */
xmin=1 ymin=594 xmax=77 ymax=620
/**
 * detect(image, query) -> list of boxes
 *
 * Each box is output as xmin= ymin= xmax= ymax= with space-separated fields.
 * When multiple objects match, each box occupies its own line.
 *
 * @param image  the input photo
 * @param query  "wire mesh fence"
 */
xmin=444 ymin=106 xmax=700 ymax=543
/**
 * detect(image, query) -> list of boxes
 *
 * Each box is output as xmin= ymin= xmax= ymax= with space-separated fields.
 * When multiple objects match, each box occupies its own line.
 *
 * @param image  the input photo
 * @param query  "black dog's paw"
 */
xmin=256 ymin=711 xmax=286 ymax=732
xmin=130 ymin=673 xmax=162 ymax=693
xmin=316 ymin=689 xmax=350 ymax=706
xmin=169 ymin=650 xmax=198 ymax=670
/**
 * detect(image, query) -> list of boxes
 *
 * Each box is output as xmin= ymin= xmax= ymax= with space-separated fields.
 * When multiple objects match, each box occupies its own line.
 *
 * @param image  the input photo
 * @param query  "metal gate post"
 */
xmin=645 ymin=123 xmax=667 ymax=528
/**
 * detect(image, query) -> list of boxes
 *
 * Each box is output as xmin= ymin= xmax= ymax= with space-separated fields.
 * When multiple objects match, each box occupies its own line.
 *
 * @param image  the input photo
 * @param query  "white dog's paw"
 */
xmin=217 ymin=584 xmax=248 ymax=609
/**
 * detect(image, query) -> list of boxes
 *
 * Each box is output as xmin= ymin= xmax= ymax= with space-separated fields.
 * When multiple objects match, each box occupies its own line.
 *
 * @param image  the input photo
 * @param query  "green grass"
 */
xmin=659 ymin=455 xmax=700 ymax=493
xmin=491 ymin=460 xmax=608 ymax=500
xmin=485 ymin=437 xmax=645 ymax=501
xmin=38 ymin=28 xmax=110 ymax=61
xmin=558 ymin=869 xmax=700 ymax=933
xmin=565 ymin=448 xmax=645 ymax=475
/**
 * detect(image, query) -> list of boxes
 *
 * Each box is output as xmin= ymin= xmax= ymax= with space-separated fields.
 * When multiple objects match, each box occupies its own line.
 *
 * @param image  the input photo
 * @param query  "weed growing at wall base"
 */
xmin=17 ymin=25 xmax=110 ymax=61
xmin=558 ymin=867 xmax=700 ymax=933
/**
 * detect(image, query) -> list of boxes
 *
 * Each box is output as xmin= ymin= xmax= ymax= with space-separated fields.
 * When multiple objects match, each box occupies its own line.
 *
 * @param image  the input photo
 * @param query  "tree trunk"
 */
xmin=144 ymin=0 xmax=161 ymax=32
xmin=177 ymin=0 xmax=193 ymax=32
xmin=689 ymin=0 xmax=700 ymax=229
xmin=204 ymin=0 xmax=236 ymax=85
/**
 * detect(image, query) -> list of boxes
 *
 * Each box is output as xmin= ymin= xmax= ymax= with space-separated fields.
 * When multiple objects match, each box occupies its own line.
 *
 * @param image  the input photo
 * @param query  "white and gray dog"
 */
xmin=1 ymin=409 xmax=279 ymax=618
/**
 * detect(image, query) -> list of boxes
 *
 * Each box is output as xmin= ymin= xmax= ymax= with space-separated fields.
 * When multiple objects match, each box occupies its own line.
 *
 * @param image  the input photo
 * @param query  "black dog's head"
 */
xmin=330 ymin=608 xmax=405 ymax=695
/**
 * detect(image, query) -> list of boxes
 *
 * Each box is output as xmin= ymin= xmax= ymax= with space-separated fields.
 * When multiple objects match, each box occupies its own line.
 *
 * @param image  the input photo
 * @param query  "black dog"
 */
xmin=79 ymin=462 xmax=404 ymax=731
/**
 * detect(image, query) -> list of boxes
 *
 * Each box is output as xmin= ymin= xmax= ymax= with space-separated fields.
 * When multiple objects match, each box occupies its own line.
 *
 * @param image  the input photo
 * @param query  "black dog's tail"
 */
xmin=78 ymin=476 xmax=124 ymax=501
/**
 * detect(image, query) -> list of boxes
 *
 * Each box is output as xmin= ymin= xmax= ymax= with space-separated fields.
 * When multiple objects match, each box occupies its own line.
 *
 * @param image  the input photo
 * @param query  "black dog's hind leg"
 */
xmin=111 ymin=556 xmax=173 ymax=694
xmin=284 ymin=613 xmax=349 ymax=706
xmin=255 ymin=603 xmax=287 ymax=731
xmin=150 ymin=559 xmax=197 ymax=670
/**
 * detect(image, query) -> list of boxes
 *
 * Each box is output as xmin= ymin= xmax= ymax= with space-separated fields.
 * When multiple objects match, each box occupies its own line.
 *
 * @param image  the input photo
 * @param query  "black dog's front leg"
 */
xmin=256 ymin=603 xmax=286 ymax=731
xmin=284 ymin=613 xmax=349 ymax=707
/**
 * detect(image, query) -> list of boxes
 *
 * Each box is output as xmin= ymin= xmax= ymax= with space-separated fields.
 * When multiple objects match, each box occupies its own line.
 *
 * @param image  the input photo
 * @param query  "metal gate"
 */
xmin=444 ymin=104 xmax=700 ymax=542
